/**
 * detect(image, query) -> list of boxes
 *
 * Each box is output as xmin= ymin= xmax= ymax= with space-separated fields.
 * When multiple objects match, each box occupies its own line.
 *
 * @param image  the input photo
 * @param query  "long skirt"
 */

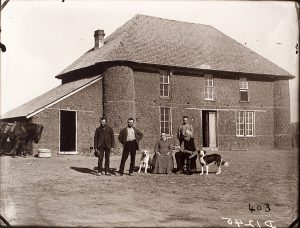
xmin=152 ymin=154 xmax=174 ymax=174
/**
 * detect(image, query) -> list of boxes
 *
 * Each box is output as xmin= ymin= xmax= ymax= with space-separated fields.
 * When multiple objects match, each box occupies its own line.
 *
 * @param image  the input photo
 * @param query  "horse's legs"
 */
xmin=18 ymin=139 xmax=26 ymax=157
xmin=22 ymin=139 xmax=29 ymax=157
xmin=12 ymin=136 xmax=24 ymax=157
xmin=11 ymin=138 xmax=18 ymax=157
xmin=0 ymin=133 xmax=7 ymax=155
xmin=24 ymin=138 xmax=33 ymax=156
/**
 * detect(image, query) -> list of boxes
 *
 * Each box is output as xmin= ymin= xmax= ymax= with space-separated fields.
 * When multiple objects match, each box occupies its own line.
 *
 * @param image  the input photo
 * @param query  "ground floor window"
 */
xmin=160 ymin=107 xmax=172 ymax=135
xmin=236 ymin=111 xmax=254 ymax=137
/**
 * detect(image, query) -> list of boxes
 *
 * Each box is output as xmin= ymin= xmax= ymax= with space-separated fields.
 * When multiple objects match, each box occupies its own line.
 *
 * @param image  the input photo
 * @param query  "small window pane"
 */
xmin=165 ymin=108 xmax=170 ymax=115
xmin=240 ymin=77 xmax=248 ymax=89
xmin=165 ymin=115 xmax=169 ymax=121
xmin=240 ymin=90 xmax=249 ymax=102
xmin=163 ymin=85 xmax=169 ymax=96
xmin=164 ymin=75 xmax=169 ymax=83
xmin=160 ymin=75 xmax=163 ymax=83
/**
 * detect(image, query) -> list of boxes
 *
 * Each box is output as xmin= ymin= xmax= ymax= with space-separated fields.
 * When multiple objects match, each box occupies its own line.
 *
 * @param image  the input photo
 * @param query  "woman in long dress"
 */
xmin=152 ymin=132 xmax=174 ymax=174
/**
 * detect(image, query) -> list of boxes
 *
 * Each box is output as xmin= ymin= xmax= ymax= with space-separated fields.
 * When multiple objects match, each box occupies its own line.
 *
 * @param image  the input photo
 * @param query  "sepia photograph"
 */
xmin=0 ymin=0 xmax=299 ymax=227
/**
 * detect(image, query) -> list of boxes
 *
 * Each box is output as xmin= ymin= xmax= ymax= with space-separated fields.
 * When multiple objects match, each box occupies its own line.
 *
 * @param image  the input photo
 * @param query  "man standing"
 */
xmin=118 ymin=118 xmax=143 ymax=176
xmin=94 ymin=117 xmax=115 ymax=176
xmin=177 ymin=116 xmax=194 ymax=146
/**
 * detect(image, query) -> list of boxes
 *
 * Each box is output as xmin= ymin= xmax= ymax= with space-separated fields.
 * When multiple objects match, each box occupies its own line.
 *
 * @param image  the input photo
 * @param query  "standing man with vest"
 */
xmin=118 ymin=118 xmax=143 ymax=176
xmin=94 ymin=117 xmax=115 ymax=176
xmin=177 ymin=116 xmax=194 ymax=146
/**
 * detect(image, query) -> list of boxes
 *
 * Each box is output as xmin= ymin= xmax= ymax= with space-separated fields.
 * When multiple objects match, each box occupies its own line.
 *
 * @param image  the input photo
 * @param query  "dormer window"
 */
xmin=160 ymin=70 xmax=170 ymax=98
xmin=240 ymin=77 xmax=249 ymax=102
xmin=204 ymin=74 xmax=214 ymax=100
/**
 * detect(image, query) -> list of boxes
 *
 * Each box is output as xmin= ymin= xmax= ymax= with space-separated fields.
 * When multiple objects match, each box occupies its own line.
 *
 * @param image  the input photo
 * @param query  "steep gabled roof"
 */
xmin=57 ymin=14 xmax=293 ymax=79
xmin=0 ymin=76 xmax=101 ymax=119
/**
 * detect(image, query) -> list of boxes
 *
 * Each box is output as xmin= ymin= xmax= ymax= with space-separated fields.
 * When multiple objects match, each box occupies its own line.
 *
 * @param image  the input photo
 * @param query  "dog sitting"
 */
xmin=137 ymin=150 xmax=152 ymax=174
xmin=198 ymin=150 xmax=229 ymax=175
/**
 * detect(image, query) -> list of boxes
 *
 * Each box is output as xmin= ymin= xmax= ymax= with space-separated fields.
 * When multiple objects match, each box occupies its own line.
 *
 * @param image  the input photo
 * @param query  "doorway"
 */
xmin=202 ymin=110 xmax=217 ymax=148
xmin=60 ymin=110 xmax=76 ymax=152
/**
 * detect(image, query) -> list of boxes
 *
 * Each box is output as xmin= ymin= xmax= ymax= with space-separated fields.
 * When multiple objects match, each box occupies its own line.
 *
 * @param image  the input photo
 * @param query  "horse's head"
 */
xmin=34 ymin=124 xmax=43 ymax=143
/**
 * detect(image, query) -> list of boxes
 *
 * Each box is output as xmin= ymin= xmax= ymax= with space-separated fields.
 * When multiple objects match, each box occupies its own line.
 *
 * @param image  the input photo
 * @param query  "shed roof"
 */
xmin=1 ymin=76 xmax=101 ymax=119
xmin=57 ymin=14 xmax=293 ymax=79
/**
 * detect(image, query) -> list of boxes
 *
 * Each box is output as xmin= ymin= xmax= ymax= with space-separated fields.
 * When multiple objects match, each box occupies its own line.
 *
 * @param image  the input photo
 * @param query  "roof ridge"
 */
xmin=134 ymin=13 xmax=212 ymax=27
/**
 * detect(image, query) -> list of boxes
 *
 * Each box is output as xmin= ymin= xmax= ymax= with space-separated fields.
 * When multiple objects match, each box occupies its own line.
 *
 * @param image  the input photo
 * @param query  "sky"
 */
xmin=0 ymin=0 xmax=299 ymax=121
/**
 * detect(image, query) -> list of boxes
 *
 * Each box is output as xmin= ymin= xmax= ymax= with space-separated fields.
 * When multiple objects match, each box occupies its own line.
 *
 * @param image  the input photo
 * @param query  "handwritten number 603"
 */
xmin=249 ymin=203 xmax=271 ymax=213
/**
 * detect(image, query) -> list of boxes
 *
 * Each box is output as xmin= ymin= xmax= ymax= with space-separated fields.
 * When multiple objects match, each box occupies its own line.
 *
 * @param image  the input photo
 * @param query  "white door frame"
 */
xmin=201 ymin=110 xmax=218 ymax=149
xmin=58 ymin=109 xmax=78 ymax=155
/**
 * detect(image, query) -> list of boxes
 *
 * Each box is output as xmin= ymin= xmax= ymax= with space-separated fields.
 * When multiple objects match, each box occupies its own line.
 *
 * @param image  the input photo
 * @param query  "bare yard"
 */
xmin=0 ymin=149 xmax=298 ymax=227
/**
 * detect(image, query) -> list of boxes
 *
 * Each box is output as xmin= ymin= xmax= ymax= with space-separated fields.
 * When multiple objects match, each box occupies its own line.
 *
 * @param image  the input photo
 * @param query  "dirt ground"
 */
xmin=0 ymin=149 xmax=298 ymax=227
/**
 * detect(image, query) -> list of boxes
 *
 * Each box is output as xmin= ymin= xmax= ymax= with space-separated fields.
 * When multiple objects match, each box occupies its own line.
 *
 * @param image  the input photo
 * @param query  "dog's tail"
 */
xmin=221 ymin=160 xmax=229 ymax=167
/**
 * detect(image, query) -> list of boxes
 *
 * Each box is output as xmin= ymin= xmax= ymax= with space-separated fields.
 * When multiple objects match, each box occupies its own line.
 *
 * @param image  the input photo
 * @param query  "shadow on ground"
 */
xmin=70 ymin=166 xmax=119 ymax=175
xmin=70 ymin=166 xmax=98 ymax=175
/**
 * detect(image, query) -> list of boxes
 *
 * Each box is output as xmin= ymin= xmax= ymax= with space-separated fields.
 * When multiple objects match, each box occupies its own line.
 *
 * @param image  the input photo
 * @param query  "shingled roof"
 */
xmin=1 ymin=76 xmax=101 ymax=119
xmin=57 ymin=14 xmax=293 ymax=79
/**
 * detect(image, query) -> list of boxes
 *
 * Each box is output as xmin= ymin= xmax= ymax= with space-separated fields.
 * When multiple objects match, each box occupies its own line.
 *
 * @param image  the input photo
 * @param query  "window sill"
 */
xmin=239 ymin=101 xmax=250 ymax=103
xmin=205 ymin=99 xmax=215 ymax=101
xmin=236 ymin=135 xmax=255 ymax=138
xmin=160 ymin=96 xmax=171 ymax=99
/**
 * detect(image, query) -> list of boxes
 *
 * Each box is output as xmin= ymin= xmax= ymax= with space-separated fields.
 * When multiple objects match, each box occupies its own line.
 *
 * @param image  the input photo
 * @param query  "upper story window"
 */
xmin=239 ymin=77 xmax=249 ymax=102
xmin=160 ymin=107 xmax=172 ymax=135
xmin=236 ymin=111 xmax=254 ymax=137
xmin=160 ymin=70 xmax=170 ymax=98
xmin=204 ymin=74 xmax=214 ymax=100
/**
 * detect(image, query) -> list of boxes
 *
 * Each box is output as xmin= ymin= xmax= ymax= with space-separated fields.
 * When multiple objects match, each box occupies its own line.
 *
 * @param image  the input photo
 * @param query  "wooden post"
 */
xmin=0 ymin=0 xmax=10 ymax=115
xmin=0 ymin=0 xmax=2 ymax=115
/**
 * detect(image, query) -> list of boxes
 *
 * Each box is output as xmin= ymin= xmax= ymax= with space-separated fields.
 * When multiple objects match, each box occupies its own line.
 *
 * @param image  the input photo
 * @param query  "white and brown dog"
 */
xmin=198 ymin=150 xmax=229 ymax=175
xmin=138 ymin=150 xmax=152 ymax=174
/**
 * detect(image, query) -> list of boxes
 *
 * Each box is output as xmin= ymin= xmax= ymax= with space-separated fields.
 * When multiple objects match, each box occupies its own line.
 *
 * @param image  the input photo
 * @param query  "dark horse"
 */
xmin=0 ymin=121 xmax=43 ymax=157
xmin=0 ymin=121 xmax=16 ymax=154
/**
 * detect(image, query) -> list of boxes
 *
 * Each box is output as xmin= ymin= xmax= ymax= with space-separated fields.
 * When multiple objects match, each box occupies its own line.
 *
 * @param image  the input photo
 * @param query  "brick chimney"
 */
xmin=94 ymin=30 xmax=105 ymax=49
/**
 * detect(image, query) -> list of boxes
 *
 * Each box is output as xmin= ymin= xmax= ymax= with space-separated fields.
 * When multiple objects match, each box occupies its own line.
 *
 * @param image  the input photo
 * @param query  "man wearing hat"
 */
xmin=94 ymin=117 xmax=115 ymax=175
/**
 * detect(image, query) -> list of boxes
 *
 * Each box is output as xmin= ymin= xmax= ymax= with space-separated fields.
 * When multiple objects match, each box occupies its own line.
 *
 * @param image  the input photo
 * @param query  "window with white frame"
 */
xmin=160 ymin=107 xmax=172 ymax=135
xmin=160 ymin=70 xmax=170 ymax=98
xmin=204 ymin=74 xmax=214 ymax=100
xmin=239 ymin=77 xmax=249 ymax=102
xmin=236 ymin=111 xmax=244 ymax=136
xmin=236 ymin=111 xmax=254 ymax=137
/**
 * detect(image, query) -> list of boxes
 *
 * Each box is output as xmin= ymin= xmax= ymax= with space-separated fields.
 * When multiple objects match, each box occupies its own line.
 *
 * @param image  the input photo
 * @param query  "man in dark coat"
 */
xmin=118 ymin=118 xmax=143 ymax=176
xmin=94 ymin=117 xmax=115 ymax=175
